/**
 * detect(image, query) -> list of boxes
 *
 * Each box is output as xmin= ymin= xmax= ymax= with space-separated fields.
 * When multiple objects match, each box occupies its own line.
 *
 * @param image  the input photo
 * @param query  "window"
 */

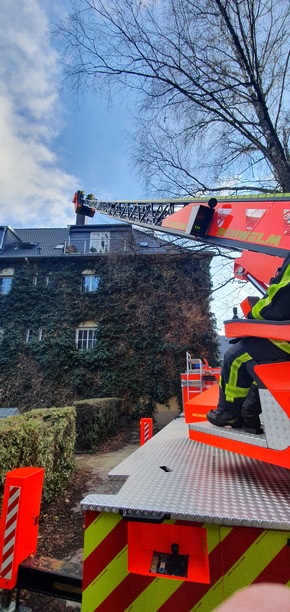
xmin=26 ymin=328 xmax=44 ymax=343
xmin=82 ymin=275 xmax=100 ymax=292
xmin=89 ymin=232 xmax=110 ymax=253
xmin=26 ymin=329 xmax=32 ymax=344
xmin=0 ymin=268 xmax=14 ymax=295
xmin=0 ymin=277 xmax=13 ymax=295
xmin=76 ymin=327 xmax=97 ymax=350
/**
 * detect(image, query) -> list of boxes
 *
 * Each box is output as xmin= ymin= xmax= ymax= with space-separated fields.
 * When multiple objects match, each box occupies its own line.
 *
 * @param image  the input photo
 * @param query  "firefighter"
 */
xmin=207 ymin=252 xmax=290 ymax=432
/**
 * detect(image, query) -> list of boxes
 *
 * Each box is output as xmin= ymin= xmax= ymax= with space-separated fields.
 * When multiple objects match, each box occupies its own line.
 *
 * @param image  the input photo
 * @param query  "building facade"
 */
xmin=0 ymin=221 xmax=219 ymax=413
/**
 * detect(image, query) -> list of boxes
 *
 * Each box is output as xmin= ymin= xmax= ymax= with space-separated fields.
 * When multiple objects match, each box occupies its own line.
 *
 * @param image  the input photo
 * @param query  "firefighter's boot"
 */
xmin=206 ymin=409 xmax=245 ymax=428
xmin=207 ymin=387 xmax=245 ymax=428
xmin=241 ymin=384 xmax=263 ymax=434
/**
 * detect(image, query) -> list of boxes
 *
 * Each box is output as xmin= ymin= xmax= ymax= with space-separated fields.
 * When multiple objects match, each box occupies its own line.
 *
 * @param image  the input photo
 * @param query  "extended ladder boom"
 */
xmin=74 ymin=193 xmax=191 ymax=232
xmin=73 ymin=191 xmax=290 ymax=259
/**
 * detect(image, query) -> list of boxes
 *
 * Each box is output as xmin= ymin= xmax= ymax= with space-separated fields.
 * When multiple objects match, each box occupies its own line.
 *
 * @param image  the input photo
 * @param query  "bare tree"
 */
xmin=57 ymin=0 xmax=290 ymax=196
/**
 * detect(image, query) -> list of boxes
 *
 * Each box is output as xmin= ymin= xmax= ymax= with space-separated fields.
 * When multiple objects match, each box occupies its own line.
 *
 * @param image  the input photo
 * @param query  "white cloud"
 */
xmin=0 ymin=0 xmax=78 ymax=228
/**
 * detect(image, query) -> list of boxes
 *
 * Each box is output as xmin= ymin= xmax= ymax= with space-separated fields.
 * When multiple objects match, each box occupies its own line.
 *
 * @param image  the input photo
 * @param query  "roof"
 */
xmin=0 ymin=223 xmax=204 ymax=259
xmin=0 ymin=227 xmax=69 ymax=258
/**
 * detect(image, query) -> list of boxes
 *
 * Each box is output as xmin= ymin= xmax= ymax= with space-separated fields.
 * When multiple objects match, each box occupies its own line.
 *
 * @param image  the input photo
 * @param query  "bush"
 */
xmin=74 ymin=397 xmax=123 ymax=453
xmin=0 ymin=407 xmax=76 ymax=503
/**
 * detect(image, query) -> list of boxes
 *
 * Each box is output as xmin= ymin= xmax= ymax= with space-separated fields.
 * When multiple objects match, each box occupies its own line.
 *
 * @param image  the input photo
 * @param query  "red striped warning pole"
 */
xmin=0 ymin=485 xmax=21 ymax=582
xmin=140 ymin=418 xmax=153 ymax=445
xmin=0 ymin=467 xmax=44 ymax=593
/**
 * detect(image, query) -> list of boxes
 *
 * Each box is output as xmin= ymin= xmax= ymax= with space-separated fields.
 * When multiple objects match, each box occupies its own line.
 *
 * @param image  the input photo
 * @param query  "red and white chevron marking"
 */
xmin=0 ymin=486 xmax=20 ymax=580
xmin=144 ymin=422 xmax=150 ymax=442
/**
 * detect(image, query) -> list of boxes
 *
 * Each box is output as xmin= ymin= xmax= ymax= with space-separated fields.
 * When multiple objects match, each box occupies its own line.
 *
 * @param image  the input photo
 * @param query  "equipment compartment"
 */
xmin=127 ymin=522 xmax=210 ymax=583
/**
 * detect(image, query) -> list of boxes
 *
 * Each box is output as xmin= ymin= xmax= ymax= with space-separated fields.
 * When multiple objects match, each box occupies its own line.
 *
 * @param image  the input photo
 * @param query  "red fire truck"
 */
xmin=1 ymin=194 xmax=288 ymax=611
xmin=76 ymin=193 xmax=290 ymax=611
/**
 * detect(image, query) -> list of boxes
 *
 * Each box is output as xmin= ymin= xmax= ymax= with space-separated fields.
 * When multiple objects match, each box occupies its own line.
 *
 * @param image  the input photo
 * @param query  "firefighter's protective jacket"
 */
xmin=248 ymin=252 xmax=290 ymax=353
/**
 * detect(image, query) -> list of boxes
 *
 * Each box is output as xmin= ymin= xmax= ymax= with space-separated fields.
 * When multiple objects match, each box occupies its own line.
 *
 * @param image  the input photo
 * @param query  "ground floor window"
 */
xmin=76 ymin=327 xmax=97 ymax=350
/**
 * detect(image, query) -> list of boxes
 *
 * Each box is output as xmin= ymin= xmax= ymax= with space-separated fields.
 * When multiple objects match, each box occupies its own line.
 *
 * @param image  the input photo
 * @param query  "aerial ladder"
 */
xmin=73 ymin=191 xmax=290 ymax=612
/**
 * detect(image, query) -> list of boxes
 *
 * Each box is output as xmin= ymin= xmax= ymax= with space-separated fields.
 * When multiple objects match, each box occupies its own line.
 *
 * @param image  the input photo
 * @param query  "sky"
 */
xmin=0 ymin=0 xmax=253 ymax=332
xmin=0 ymin=0 xmax=143 ymax=229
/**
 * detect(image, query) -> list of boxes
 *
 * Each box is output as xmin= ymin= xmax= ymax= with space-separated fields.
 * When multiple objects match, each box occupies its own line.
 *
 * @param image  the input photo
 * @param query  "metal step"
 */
xmin=188 ymin=421 xmax=267 ymax=447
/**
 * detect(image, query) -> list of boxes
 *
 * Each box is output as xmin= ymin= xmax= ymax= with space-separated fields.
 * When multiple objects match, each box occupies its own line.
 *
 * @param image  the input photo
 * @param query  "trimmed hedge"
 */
xmin=0 ymin=407 xmax=76 ymax=503
xmin=74 ymin=397 xmax=123 ymax=453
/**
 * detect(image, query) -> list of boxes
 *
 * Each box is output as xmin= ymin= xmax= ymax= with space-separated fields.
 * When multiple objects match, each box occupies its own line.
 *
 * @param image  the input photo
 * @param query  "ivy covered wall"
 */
xmin=0 ymin=252 xmax=220 ymax=415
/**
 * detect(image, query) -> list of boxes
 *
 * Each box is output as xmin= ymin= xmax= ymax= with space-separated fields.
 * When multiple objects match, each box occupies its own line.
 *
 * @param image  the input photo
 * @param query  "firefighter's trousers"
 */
xmin=218 ymin=336 xmax=290 ymax=415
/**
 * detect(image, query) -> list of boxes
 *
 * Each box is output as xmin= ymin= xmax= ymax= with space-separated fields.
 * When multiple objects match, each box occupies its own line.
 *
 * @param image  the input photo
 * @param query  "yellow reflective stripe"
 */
xmin=83 ymin=545 xmax=128 ymax=612
xmin=190 ymin=580 xmax=224 ymax=611
xmin=225 ymin=352 xmax=252 ymax=402
xmin=269 ymin=339 xmax=290 ymax=354
xmin=225 ymin=384 xmax=249 ymax=399
xmin=84 ymin=513 xmax=122 ymax=560
xmin=124 ymin=577 xmax=182 ymax=612
xmin=207 ymin=523 xmax=226 ymax=552
xmin=251 ymin=263 xmax=290 ymax=319
xmin=190 ymin=530 xmax=289 ymax=612
xmin=228 ymin=352 xmax=252 ymax=388
xmin=220 ymin=526 xmax=232 ymax=541
xmin=189 ymin=526 xmax=230 ymax=611
xmin=223 ymin=530 xmax=289 ymax=598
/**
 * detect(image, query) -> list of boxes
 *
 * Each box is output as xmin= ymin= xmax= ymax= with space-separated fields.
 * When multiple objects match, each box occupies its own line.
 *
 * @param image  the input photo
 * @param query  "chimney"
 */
xmin=76 ymin=212 xmax=86 ymax=226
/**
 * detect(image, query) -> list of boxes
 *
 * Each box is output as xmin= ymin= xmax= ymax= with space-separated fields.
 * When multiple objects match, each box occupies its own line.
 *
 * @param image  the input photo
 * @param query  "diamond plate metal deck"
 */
xmin=81 ymin=416 xmax=290 ymax=530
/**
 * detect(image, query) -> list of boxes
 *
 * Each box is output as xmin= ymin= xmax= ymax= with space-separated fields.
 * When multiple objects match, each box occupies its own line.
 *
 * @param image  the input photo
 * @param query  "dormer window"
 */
xmin=89 ymin=232 xmax=110 ymax=253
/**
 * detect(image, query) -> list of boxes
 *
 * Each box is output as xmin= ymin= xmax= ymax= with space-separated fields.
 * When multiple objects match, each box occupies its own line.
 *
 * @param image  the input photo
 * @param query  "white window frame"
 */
xmin=82 ymin=274 xmax=100 ymax=292
xmin=26 ymin=329 xmax=32 ymax=344
xmin=89 ymin=232 xmax=110 ymax=253
xmin=26 ymin=328 xmax=44 ymax=343
xmin=76 ymin=326 xmax=97 ymax=350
